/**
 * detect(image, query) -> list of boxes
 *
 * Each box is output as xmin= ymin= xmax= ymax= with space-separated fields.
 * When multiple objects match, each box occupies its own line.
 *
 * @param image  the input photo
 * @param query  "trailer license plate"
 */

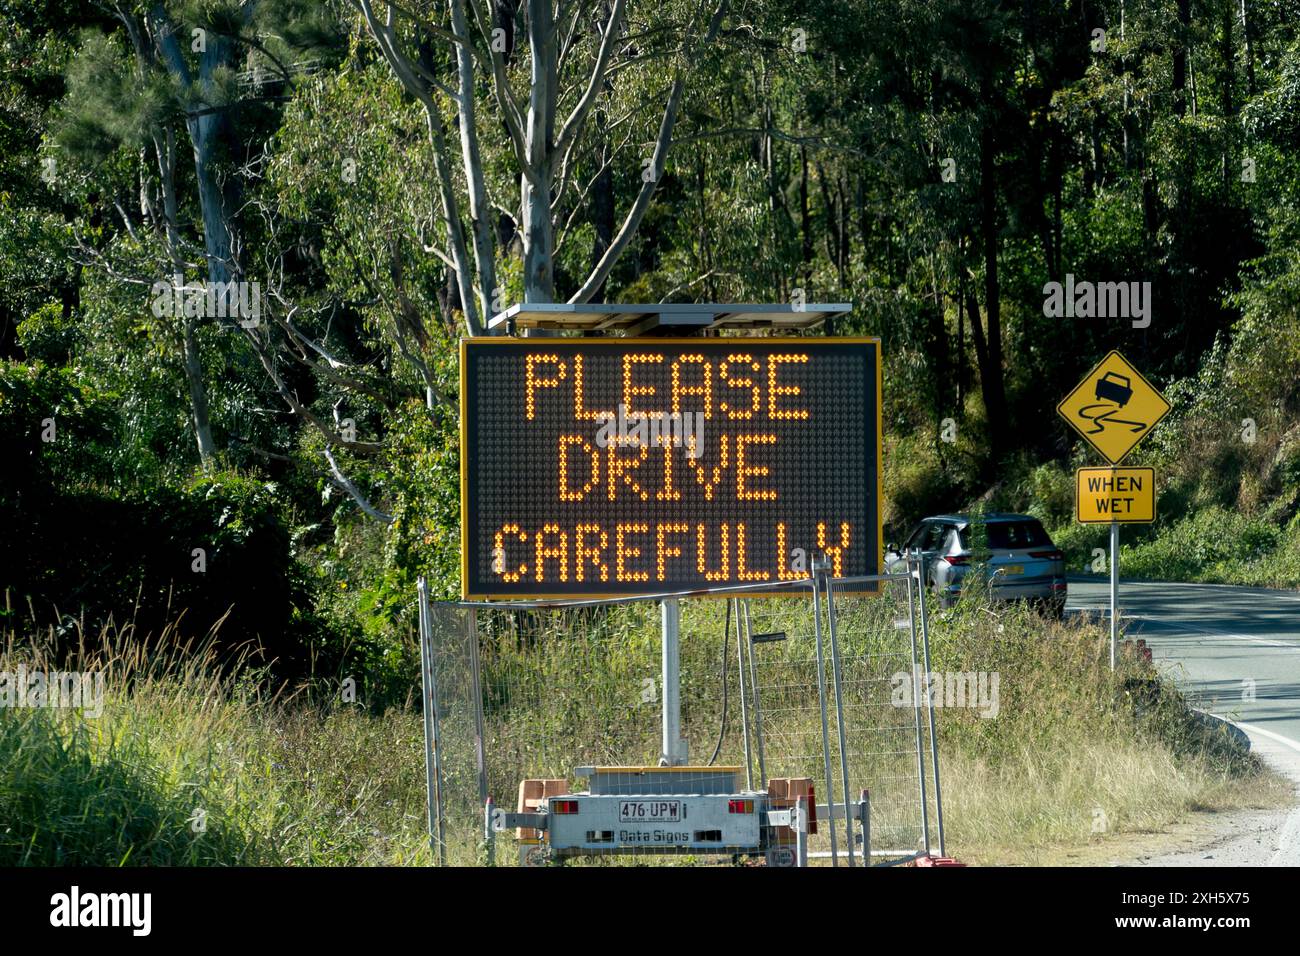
xmin=619 ymin=800 xmax=681 ymax=823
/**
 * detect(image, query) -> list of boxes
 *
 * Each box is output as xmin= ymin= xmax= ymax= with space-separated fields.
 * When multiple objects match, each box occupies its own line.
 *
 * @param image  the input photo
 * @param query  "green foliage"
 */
xmin=0 ymin=197 xmax=76 ymax=324
xmin=56 ymin=30 xmax=171 ymax=161
xmin=1121 ymin=508 xmax=1300 ymax=587
xmin=0 ymin=707 xmax=265 ymax=865
xmin=383 ymin=399 xmax=462 ymax=602
xmin=0 ymin=376 xmax=329 ymax=675
xmin=883 ymin=434 xmax=959 ymax=537
xmin=1019 ymin=461 xmax=1074 ymax=527
xmin=0 ymin=624 xmax=430 ymax=865
xmin=930 ymin=598 xmax=1258 ymax=779
xmin=16 ymin=302 xmax=77 ymax=365
xmin=0 ymin=358 xmax=119 ymax=493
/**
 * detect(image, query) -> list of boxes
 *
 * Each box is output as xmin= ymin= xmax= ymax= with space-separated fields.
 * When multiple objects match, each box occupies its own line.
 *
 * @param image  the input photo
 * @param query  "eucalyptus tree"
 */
xmin=350 ymin=0 xmax=731 ymax=327
xmin=55 ymin=0 xmax=338 ymax=464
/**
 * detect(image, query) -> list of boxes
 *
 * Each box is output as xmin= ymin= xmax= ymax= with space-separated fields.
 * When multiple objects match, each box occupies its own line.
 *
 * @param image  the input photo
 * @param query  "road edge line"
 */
xmin=1198 ymin=712 xmax=1300 ymax=867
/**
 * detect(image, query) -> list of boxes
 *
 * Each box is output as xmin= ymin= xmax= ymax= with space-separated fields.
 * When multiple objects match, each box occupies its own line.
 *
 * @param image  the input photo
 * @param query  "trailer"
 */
xmin=492 ymin=766 xmax=850 ymax=866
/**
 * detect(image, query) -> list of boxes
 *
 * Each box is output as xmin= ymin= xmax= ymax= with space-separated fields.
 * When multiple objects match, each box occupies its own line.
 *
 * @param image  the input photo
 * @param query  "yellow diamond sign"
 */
xmin=1057 ymin=350 xmax=1170 ymax=464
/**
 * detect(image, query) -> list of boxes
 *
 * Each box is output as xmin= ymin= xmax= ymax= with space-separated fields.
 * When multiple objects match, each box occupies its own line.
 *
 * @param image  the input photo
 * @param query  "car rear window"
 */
xmin=959 ymin=520 xmax=1052 ymax=550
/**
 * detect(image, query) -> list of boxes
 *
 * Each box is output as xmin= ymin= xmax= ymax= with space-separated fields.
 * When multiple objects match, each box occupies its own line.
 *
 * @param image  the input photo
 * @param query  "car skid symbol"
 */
xmin=1077 ymin=403 xmax=1147 ymax=435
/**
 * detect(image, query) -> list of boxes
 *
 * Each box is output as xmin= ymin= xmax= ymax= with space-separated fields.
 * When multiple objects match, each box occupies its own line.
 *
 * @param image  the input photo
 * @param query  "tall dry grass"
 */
xmin=0 ymin=607 xmax=432 ymax=865
xmin=0 ymin=591 xmax=1287 ymax=866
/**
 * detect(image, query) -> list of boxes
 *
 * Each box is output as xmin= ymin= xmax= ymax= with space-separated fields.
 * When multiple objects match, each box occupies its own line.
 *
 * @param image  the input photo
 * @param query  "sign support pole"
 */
xmin=661 ymin=597 xmax=683 ymax=765
xmin=733 ymin=599 xmax=754 ymax=788
xmin=416 ymin=576 xmax=446 ymax=865
xmin=1057 ymin=352 xmax=1167 ymax=672
xmin=1109 ymin=520 xmax=1119 ymax=670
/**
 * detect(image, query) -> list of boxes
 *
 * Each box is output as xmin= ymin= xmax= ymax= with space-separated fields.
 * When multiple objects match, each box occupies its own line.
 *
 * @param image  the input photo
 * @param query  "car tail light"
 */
xmin=942 ymin=555 xmax=969 ymax=565
xmin=728 ymin=799 xmax=754 ymax=814
xmin=552 ymin=800 xmax=579 ymax=814
xmin=1029 ymin=550 xmax=1063 ymax=560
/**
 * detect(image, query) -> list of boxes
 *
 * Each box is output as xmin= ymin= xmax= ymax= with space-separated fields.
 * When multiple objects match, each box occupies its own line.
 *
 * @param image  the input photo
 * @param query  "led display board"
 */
xmin=460 ymin=337 xmax=881 ymax=599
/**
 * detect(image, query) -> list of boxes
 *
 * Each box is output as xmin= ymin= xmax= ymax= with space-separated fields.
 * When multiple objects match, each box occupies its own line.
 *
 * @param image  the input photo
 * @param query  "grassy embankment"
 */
xmin=1 ymin=590 xmax=1288 ymax=867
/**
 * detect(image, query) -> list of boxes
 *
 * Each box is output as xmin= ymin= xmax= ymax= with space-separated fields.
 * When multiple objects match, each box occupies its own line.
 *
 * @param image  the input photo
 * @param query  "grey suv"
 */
xmin=885 ymin=513 xmax=1067 ymax=617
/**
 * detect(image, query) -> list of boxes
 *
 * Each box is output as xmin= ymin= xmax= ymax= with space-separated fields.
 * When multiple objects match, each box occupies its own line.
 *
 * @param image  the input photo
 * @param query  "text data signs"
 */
xmin=460 ymin=337 xmax=882 ymax=599
xmin=1076 ymin=467 xmax=1156 ymax=524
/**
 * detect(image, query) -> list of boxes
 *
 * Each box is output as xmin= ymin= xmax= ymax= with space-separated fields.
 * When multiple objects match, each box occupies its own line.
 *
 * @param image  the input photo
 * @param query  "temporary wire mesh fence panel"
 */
xmin=825 ymin=579 xmax=935 ymax=863
xmin=424 ymin=601 xmax=487 ymax=865
xmin=427 ymin=600 xmax=670 ymax=864
xmin=424 ymin=575 xmax=937 ymax=866
xmin=475 ymin=602 xmax=664 ymax=783
xmin=744 ymin=579 xmax=931 ymax=865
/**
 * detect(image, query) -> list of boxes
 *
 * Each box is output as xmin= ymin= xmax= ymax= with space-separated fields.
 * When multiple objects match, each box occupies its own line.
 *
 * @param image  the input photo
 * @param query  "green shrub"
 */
xmin=1021 ymin=460 xmax=1074 ymax=527
xmin=884 ymin=433 xmax=961 ymax=538
xmin=16 ymin=302 xmax=78 ymax=365
xmin=1121 ymin=507 xmax=1295 ymax=586
xmin=2 ymin=460 xmax=330 ymax=679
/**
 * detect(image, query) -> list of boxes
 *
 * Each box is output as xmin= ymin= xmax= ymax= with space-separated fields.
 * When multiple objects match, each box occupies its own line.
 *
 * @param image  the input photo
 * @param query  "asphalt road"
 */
xmin=1068 ymin=577 xmax=1300 ymax=865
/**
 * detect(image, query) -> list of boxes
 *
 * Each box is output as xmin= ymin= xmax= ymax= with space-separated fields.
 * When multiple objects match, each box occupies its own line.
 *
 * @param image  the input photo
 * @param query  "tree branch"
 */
xmin=568 ymin=0 xmax=729 ymax=303
xmin=553 ymin=0 xmax=627 ymax=164
xmin=323 ymin=446 xmax=393 ymax=523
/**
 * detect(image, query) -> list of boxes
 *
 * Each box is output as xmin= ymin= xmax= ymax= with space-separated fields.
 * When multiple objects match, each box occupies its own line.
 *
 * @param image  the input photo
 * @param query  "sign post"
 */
xmin=1109 ymin=521 xmax=1118 ymax=669
xmin=1057 ymin=352 xmax=1170 ymax=667
xmin=661 ymin=597 xmax=684 ymax=765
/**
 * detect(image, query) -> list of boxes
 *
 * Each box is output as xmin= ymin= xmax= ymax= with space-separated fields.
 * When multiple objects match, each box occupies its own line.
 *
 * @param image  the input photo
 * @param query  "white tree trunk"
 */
xmin=521 ymin=0 xmax=557 ymax=303
xmin=155 ymin=127 xmax=217 ymax=464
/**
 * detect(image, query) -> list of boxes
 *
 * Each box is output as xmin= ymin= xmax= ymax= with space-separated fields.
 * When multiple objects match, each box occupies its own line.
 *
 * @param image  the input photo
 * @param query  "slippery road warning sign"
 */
xmin=1057 ymin=351 xmax=1170 ymax=464
xmin=1076 ymin=467 xmax=1155 ymax=524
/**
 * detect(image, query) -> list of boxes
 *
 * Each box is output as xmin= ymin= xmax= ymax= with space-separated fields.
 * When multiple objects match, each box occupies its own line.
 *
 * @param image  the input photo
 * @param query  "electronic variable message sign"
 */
xmin=460 ymin=337 xmax=881 ymax=599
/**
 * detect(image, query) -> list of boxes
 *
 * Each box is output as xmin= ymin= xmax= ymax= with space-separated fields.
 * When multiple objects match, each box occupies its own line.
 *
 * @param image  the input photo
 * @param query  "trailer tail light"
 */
xmin=1029 ymin=550 xmax=1064 ymax=561
xmin=552 ymin=800 xmax=580 ymax=814
xmin=728 ymin=799 xmax=754 ymax=814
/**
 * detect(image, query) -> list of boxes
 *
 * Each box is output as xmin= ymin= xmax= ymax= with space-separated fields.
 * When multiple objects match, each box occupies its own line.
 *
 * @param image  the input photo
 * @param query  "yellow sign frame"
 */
xmin=1056 ymin=350 xmax=1170 ymax=464
xmin=1075 ymin=466 xmax=1156 ymax=524
xmin=458 ymin=336 xmax=884 ymax=600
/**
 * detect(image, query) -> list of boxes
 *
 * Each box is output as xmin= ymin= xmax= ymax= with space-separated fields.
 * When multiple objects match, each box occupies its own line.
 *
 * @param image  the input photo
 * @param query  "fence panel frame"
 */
xmin=423 ymin=570 xmax=940 ymax=866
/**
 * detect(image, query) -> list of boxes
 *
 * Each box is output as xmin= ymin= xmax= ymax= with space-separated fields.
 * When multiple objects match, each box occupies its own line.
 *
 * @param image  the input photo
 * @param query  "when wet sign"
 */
xmin=1075 ymin=467 xmax=1156 ymax=524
